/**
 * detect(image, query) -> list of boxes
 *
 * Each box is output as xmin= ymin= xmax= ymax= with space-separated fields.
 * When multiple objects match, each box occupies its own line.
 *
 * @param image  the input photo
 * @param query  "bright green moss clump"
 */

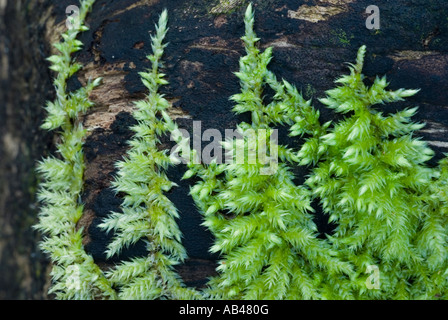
xmin=184 ymin=4 xmax=353 ymax=300
xmin=300 ymin=45 xmax=448 ymax=299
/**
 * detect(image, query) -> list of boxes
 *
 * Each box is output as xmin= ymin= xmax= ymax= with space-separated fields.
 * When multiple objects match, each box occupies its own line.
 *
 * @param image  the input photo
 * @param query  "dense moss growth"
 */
xmin=35 ymin=1 xmax=448 ymax=300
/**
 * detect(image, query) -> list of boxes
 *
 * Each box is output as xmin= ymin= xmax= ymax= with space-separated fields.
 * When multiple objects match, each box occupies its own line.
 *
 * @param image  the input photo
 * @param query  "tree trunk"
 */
xmin=1 ymin=0 xmax=447 ymax=299
xmin=0 ymin=0 xmax=55 ymax=299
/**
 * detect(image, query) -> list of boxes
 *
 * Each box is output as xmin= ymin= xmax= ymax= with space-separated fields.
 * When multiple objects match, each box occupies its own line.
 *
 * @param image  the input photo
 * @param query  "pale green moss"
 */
xmin=35 ymin=0 xmax=116 ymax=300
xmin=300 ymin=45 xmax=448 ymax=299
xmin=35 ymin=1 xmax=448 ymax=301
xmin=99 ymin=10 xmax=201 ymax=300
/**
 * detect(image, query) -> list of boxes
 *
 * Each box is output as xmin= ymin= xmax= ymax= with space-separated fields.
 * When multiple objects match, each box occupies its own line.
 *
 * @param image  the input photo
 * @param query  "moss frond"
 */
xmin=35 ymin=0 xmax=116 ymax=300
xmin=99 ymin=10 xmax=201 ymax=300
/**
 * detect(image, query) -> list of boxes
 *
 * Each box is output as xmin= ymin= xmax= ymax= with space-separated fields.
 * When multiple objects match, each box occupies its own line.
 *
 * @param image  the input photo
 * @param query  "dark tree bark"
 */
xmin=1 ymin=0 xmax=447 ymax=299
xmin=0 ymin=0 xmax=55 ymax=299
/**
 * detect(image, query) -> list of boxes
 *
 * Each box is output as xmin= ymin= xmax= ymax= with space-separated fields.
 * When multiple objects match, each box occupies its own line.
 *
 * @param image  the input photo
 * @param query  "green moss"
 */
xmin=184 ymin=4 xmax=352 ymax=300
xmin=98 ymin=10 xmax=201 ymax=300
xmin=35 ymin=0 xmax=116 ymax=300
xmin=299 ymin=45 xmax=448 ymax=299
xmin=35 ymin=2 xmax=448 ymax=300
xmin=330 ymin=28 xmax=354 ymax=47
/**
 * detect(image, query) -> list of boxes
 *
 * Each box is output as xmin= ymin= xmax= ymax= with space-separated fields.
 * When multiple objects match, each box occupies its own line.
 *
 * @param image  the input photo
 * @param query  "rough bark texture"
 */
xmin=0 ymin=0 xmax=55 ymax=299
xmin=1 ymin=0 xmax=447 ymax=299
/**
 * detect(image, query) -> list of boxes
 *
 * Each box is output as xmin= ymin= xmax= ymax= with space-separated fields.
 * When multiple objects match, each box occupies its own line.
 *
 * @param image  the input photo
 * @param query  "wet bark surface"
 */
xmin=1 ymin=0 xmax=447 ymax=299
